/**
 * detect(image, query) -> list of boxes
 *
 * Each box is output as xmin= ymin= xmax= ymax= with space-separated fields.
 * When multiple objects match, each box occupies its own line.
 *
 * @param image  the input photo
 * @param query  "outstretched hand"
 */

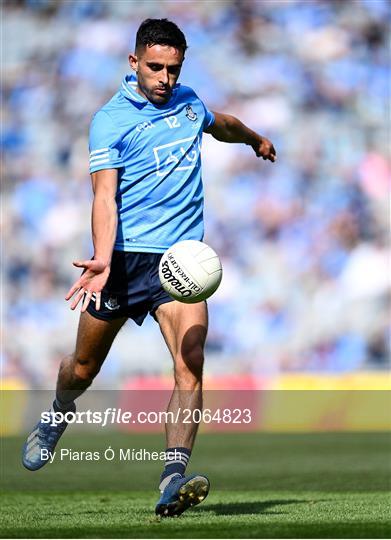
xmin=252 ymin=136 xmax=276 ymax=162
xmin=65 ymin=259 xmax=110 ymax=312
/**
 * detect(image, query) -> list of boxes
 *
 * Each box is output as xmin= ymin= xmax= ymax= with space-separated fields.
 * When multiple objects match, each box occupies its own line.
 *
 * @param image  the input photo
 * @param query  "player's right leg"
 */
xmin=22 ymin=311 xmax=126 ymax=471
xmin=154 ymin=300 xmax=210 ymax=517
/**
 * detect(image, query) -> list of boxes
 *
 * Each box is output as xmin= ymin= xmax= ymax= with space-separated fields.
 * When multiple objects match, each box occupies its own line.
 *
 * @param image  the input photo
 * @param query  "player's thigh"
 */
xmin=155 ymin=300 xmax=208 ymax=360
xmin=74 ymin=311 xmax=127 ymax=367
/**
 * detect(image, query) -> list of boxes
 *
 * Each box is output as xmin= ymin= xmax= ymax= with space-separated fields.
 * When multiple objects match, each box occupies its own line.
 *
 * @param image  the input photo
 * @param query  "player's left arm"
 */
xmin=204 ymin=111 xmax=276 ymax=162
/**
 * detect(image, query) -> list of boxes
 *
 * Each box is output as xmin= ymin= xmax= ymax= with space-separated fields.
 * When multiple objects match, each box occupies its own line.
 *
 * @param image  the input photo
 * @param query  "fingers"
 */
xmin=66 ymin=287 xmax=100 ymax=312
xmin=255 ymin=143 xmax=277 ymax=162
xmin=70 ymin=288 xmax=85 ymax=310
xmin=95 ymin=292 xmax=101 ymax=311
xmin=65 ymin=283 xmax=81 ymax=301
xmin=81 ymin=290 xmax=93 ymax=312
xmin=66 ymin=260 xmax=105 ymax=311
xmin=73 ymin=260 xmax=91 ymax=269
xmin=264 ymin=144 xmax=276 ymax=162
xmin=81 ymin=291 xmax=100 ymax=311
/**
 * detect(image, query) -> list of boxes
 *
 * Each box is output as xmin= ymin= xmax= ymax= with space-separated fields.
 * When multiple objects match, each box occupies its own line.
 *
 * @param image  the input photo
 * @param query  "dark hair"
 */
xmin=135 ymin=18 xmax=187 ymax=54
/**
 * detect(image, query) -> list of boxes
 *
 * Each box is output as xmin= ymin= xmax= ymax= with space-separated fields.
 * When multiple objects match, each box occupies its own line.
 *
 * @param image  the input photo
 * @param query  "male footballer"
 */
xmin=22 ymin=18 xmax=276 ymax=517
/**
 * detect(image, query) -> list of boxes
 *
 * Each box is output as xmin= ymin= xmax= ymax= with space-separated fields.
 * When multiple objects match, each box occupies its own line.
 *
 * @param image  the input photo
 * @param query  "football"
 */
xmin=159 ymin=240 xmax=223 ymax=303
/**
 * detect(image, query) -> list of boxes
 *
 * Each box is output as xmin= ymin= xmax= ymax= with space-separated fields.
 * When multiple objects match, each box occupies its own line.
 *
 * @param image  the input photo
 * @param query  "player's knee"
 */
xmin=73 ymin=356 xmax=101 ymax=382
xmin=175 ymin=346 xmax=204 ymax=388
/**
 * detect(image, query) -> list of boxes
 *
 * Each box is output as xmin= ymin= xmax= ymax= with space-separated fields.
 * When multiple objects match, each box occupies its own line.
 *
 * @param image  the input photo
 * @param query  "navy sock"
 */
xmin=159 ymin=447 xmax=191 ymax=491
xmin=52 ymin=398 xmax=75 ymax=413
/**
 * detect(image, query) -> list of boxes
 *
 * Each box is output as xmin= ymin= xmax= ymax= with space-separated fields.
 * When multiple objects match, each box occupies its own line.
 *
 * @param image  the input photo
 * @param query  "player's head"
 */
xmin=129 ymin=19 xmax=187 ymax=105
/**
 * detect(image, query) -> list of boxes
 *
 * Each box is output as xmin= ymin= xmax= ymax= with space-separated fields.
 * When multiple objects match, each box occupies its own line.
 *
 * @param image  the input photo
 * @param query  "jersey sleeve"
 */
xmin=89 ymin=110 xmax=124 ymax=173
xmin=202 ymin=103 xmax=215 ymax=131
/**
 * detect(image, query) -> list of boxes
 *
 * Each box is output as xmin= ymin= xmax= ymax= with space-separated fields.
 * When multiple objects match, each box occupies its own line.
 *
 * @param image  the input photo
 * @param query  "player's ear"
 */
xmin=129 ymin=53 xmax=138 ymax=72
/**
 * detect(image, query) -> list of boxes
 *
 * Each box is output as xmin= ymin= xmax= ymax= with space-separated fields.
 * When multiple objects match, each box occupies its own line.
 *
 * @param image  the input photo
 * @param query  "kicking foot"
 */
xmin=155 ymin=473 xmax=210 ymax=517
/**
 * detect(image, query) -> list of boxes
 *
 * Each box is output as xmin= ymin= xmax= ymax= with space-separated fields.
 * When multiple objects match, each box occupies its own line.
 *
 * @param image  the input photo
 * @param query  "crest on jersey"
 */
xmin=104 ymin=297 xmax=120 ymax=311
xmin=185 ymin=104 xmax=197 ymax=121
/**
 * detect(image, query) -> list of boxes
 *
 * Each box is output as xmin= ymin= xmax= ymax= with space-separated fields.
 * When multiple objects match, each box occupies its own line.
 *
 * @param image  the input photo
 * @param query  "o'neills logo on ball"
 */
xmin=161 ymin=259 xmax=201 ymax=298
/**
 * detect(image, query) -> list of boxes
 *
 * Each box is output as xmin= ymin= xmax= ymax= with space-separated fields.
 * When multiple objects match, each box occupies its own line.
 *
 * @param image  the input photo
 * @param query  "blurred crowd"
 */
xmin=2 ymin=0 xmax=390 ymax=388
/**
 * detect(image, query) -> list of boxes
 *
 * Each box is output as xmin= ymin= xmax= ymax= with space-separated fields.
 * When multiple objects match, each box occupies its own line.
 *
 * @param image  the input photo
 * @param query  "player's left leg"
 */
xmin=154 ymin=300 xmax=210 ymax=516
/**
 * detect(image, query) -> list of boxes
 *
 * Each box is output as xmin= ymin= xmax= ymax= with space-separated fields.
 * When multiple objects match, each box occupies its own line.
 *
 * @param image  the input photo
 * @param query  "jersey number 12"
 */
xmin=164 ymin=116 xmax=180 ymax=129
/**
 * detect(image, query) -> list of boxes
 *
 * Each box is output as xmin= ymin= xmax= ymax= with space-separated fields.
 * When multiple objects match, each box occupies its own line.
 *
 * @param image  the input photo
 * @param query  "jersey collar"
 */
xmin=120 ymin=74 xmax=180 ymax=107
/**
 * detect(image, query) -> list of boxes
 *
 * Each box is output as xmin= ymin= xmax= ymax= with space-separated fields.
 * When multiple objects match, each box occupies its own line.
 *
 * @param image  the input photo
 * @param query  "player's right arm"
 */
xmin=65 ymin=169 xmax=118 ymax=312
xmin=66 ymin=109 xmax=124 ymax=312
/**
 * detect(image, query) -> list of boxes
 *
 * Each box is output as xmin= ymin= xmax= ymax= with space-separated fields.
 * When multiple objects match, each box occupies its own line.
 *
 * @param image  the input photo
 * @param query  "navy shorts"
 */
xmin=87 ymin=251 xmax=173 ymax=326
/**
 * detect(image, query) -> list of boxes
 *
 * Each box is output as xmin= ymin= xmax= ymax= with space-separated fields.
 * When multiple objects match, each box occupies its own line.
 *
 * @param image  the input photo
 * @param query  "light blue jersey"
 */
xmin=89 ymin=74 xmax=215 ymax=253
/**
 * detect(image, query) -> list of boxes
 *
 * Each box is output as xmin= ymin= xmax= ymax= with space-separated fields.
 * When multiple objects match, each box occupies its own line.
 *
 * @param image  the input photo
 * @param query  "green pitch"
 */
xmin=1 ymin=432 xmax=390 ymax=538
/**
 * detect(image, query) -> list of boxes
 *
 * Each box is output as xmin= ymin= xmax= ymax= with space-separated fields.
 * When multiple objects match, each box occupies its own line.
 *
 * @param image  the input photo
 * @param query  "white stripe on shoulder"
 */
xmin=90 ymin=153 xmax=109 ymax=163
xmin=90 ymin=148 xmax=109 ymax=157
xmin=90 ymin=158 xmax=110 ymax=167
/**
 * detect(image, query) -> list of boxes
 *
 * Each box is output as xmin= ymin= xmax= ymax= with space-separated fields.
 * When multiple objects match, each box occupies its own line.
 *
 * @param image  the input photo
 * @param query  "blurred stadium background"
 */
xmin=2 ymin=0 xmax=390 ymax=395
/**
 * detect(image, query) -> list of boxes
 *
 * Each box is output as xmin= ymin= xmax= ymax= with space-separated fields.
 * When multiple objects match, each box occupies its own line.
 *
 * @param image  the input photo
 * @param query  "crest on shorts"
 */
xmin=104 ymin=297 xmax=120 ymax=311
xmin=185 ymin=104 xmax=197 ymax=121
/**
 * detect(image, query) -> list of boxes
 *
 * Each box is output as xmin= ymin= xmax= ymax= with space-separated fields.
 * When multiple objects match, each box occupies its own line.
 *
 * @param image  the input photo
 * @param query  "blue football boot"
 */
xmin=155 ymin=473 xmax=210 ymax=517
xmin=22 ymin=405 xmax=74 ymax=471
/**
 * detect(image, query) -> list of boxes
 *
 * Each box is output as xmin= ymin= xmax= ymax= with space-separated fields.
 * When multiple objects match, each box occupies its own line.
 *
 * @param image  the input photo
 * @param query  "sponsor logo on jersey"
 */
xmin=153 ymin=136 xmax=201 ymax=177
